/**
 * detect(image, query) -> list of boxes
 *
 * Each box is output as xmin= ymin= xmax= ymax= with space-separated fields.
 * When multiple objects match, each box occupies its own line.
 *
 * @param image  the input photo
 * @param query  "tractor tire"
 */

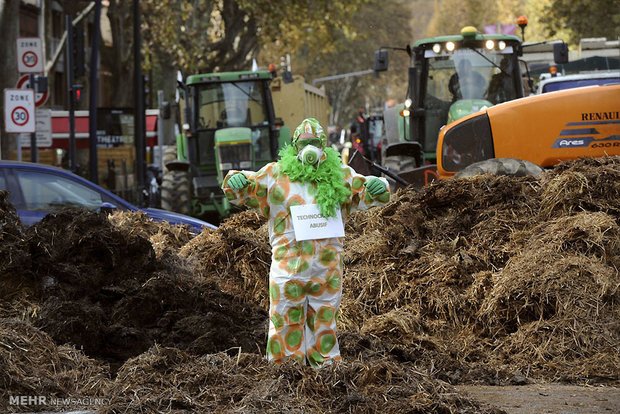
xmin=382 ymin=155 xmax=418 ymax=187
xmin=383 ymin=155 xmax=417 ymax=173
xmin=454 ymin=158 xmax=544 ymax=179
xmin=160 ymin=170 xmax=191 ymax=215
xmin=162 ymin=146 xmax=178 ymax=171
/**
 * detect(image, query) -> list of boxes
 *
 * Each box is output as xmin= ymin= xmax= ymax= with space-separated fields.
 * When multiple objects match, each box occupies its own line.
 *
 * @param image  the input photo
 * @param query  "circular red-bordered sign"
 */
xmin=11 ymin=106 xmax=29 ymax=126
xmin=16 ymin=74 xmax=48 ymax=107
xmin=22 ymin=51 xmax=38 ymax=68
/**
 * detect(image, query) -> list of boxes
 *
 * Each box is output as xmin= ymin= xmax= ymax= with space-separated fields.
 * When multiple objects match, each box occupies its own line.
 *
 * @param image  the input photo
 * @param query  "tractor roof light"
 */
xmin=432 ymin=43 xmax=441 ymax=54
xmin=461 ymin=26 xmax=478 ymax=38
xmin=400 ymin=108 xmax=410 ymax=117
xmin=485 ymin=40 xmax=495 ymax=50
xmin=404 ymin=98 xmax=412 ymax=108
xmin=446 ymin=41 xmax=456 ymax=52
xmin=498 ymin=40 xmax=506 ymax=50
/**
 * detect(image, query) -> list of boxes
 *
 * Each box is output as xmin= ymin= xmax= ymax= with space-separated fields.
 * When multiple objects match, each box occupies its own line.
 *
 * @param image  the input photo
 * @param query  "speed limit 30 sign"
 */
xmin=17 ymin=37 xmax=43 ymax=73
xmin=4 ymin=89 xmax=36 ymax=133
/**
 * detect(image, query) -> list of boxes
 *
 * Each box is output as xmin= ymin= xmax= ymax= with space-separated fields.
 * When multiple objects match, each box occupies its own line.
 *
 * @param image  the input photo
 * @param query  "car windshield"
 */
xmin=15 ymin=170 xmax=104 ymax=211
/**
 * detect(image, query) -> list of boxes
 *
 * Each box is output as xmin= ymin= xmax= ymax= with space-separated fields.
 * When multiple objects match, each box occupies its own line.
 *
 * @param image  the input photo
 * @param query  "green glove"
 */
xmin=228 ymin=173 xmax=250 ymax=190
xmin=365 ymin=177 xmax=387 ymax=196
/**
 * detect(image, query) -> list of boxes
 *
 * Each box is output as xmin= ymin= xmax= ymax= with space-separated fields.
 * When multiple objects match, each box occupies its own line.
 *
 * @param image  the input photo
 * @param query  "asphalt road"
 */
xmin=456 ymin=384 xmax=620 ymax=413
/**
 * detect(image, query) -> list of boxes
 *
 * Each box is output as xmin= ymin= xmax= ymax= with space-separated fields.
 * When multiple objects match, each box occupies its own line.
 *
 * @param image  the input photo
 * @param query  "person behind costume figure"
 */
xmin=221 ymin=118 xmax=390 ymax=367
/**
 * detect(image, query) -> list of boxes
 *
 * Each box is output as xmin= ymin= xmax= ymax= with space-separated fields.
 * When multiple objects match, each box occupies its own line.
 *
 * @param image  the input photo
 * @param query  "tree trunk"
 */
xmin=0 ymin=0 xmax=21 ymax=158
xmin=154 ymin=52 xmax=178 ymax=145
xmin=106 ymin=0 xmax=134 ymax=107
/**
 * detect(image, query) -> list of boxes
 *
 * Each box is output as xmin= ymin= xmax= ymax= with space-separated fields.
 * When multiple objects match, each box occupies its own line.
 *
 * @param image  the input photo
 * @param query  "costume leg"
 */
xmin=267 ymin=266 xmax=307 ymax=364
xmin=305 ymin=243 xmax=343 ymax=367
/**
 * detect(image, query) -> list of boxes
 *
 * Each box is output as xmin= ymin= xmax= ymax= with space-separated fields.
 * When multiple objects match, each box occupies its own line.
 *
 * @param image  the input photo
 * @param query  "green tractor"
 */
xmin=373 ymin=26 xmax=532 ymax=187
xmin=162 ymin=70 xmax=290 ymax=221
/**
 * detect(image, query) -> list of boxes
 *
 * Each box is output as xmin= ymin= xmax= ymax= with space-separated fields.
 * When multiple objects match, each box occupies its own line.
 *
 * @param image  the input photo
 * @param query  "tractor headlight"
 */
xmin=440 ymin=113 xmax=495 ymax=173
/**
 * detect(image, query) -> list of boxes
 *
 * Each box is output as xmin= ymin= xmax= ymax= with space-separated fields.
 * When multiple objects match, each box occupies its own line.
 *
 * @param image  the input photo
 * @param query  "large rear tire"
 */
xmin=160 ymin=170 xmax=191 ymax=215
xmin=162 ymin=146 xmax=178 ymax=166
xmin=383 ymin=155 xmax=417 ymax=188
xmin=454 ymin=158 xmax=544 ymax=178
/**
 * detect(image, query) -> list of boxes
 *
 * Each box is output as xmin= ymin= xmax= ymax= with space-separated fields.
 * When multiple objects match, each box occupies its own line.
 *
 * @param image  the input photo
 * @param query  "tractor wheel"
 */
xmin=383 ymin=155 xmax=417 ymax=173
xmin=454 ymin=158 xmax=544 ymax=179
xmin=160 ymin=170 xmax=191 ymax=215
xmin=162 ymin=146 xmax=178 ymax=170
xmin=382 ymin=155 xmax=417 ymax=187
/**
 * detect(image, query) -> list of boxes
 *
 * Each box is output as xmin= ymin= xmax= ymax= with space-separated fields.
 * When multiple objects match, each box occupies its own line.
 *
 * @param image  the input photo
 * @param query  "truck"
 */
xmin=370 ymin=25 xmax=567 ymax=187
xmin=435 ymin=83 xmax=620 ymax=178
xmin=161 ymin=69 xmax=292 ymax=221
xmin=270 ymin=74 xmax=329 ymax=136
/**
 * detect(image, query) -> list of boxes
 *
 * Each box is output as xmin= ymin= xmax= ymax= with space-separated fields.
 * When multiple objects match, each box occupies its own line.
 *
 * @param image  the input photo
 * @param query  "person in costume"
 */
xmin=221 ymin=118 xmax=390 ymax=367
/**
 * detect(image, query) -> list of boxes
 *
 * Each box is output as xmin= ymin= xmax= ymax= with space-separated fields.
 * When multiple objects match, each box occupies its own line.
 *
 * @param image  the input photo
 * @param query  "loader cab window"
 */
xmin=195 ymin=80 xmax=270 ymax=166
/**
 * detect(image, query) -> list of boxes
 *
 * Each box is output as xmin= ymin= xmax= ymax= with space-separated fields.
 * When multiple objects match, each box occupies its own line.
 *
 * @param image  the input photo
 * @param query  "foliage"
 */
xmin=427 ymin=0 xmax=502 ymax=36
xmin=539 ymin=0 xmax=620 ymax=44
xmin=259 ymin=0 xmax=420 ymax=127
xmin=141 ymin=0 xmax=366 ymax=76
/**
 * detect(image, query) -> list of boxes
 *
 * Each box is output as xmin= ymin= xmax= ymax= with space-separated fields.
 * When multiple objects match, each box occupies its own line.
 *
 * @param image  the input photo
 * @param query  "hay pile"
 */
xmin=0 ymin=156 xmax=618 ymax=413
xmin=103 ymin=345 xmax=485 ymax=413
xmin=0 ymin=319 xmax=110 ymax=412
xmin=107 ymin=210 xmax=195 ymax=258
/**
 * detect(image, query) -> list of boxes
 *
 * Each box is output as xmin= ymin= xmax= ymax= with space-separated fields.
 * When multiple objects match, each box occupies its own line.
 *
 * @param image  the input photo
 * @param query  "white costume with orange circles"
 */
xmin=222 ymin=161 xmax=389 ymax=366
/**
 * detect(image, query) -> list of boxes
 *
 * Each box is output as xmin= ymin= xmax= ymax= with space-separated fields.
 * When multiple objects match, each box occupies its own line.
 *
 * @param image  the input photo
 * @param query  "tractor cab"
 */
xmin=166 ymin=70 xmax=290 ymax=220
xmin=375 ymin=27 xmax=525 ymax=176
xmin=407 ymin=26 xmax=525 ymax=163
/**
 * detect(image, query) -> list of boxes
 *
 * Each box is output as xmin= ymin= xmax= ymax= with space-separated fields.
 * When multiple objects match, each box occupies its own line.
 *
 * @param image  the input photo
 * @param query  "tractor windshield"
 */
xmin=194 ymin=80 xmax=271 ymax=166
xmin=421 ymin=48 xmax=519 ymax=155
xmin=426 ymin=49 xmax=518 ymax=105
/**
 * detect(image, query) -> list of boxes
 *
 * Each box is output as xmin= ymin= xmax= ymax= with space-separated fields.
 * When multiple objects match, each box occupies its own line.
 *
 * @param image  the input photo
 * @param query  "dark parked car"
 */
xmin=0 ymin=160 xmax=216 ymax=234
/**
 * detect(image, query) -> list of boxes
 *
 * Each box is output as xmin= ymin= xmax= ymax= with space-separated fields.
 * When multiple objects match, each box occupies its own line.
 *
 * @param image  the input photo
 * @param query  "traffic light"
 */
xmin=374 ymin=50 xmax=388 ymax=74
xmin=33 ymin=75 xmax=48 ymax=94
xmin=72 ymin=26 xmax=85 ymax=77
xmin=553 ymin=42 xmax=569 ymax=65
xmin=143 ymin=75 xmax=150 ymax=107
xmin=73 ymin=84 xmax=83 ymax=105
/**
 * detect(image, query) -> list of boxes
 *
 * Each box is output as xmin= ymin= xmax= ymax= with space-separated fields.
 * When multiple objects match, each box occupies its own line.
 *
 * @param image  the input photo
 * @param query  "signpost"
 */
xmin=16 ymin=74 xmax=48 ymax=107
xmin=14 ymin=37 xmax=45 ymax=162
xmin=16 ymin=37 xmax=43 ymax=73
xmin=19 ymin=109 xmax=52 ymax=148
xmin=4 ymin=89 xmax=36 ymax=134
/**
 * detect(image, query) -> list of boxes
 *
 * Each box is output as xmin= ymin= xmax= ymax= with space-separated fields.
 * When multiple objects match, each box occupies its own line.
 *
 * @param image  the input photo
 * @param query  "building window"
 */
xmin=19 ymin=5 xmax=39 ymax=37
xmin=52 ymin=9 xmax=63 ymax=39
xmin=54 ymin=71 xmax=66 ymax=108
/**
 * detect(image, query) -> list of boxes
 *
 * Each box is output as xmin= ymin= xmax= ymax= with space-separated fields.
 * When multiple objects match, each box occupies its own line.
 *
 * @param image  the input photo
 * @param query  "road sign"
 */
xmin=16 ymin=74 xmax=48 ymax=107
xmin=17 ymin=37 xmax=43 ymax=73
xmin=20 ymin=109 xmax=52 ymax=147
xmin=4 ymin=89 xmax=36 ymax=133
